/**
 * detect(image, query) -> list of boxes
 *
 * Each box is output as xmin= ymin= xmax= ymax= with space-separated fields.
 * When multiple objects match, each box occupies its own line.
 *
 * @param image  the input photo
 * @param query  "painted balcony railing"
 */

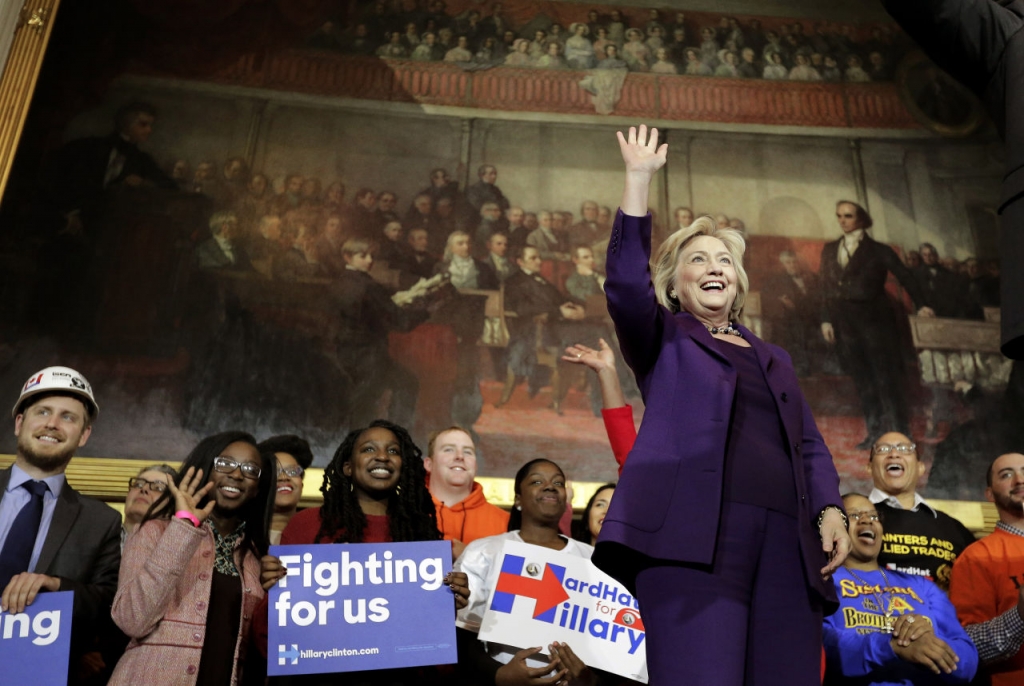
xmin=205 ymin=51 xmax=922 ymax=130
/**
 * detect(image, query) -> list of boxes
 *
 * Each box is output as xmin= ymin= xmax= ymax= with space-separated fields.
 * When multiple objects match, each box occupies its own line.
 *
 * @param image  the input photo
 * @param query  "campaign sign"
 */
xmin=477 ymin=541 xmax=648 ymax=683
xmin=267 ymin=541 xmax=456 ymax=676
xmin=0 ymin=590 xmax=73 ymax=685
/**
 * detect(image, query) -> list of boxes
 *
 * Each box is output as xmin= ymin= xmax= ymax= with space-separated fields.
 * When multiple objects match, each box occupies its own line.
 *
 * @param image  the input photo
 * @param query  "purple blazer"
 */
xmin=591 ymin=210 xmax=841 ymax=610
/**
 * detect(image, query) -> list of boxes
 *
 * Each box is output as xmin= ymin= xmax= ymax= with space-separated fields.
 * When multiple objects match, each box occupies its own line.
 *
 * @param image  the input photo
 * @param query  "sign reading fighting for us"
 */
xmin=0 ymin=590 xmax=73 ymax=685
xmin=267 ymin=541 xmax=457 ymax=676
xmin=477 ymin=541 xmax=648 ymax=683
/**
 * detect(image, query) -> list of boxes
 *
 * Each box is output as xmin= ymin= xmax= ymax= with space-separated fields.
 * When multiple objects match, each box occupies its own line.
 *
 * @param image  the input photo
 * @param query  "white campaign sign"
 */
xmin=476 ymin=540 xmax=648 ymax=683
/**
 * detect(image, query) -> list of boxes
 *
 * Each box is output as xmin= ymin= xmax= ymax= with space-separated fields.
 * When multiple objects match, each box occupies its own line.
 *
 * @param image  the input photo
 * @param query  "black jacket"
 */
xmin=819 ymin=234 xmax=925 ymax=324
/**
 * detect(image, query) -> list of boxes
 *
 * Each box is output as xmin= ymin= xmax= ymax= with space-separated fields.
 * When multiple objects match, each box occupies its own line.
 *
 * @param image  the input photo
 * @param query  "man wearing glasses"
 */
xmin=869 ymin=431 xmax=976 ymax=592
xmin=121 ymin=464 xmax=176 ymax=549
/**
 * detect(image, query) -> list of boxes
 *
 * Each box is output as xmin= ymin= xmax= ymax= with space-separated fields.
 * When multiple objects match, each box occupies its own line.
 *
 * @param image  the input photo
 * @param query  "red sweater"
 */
xmin=601 ymin=404 xmax=637 ymax=475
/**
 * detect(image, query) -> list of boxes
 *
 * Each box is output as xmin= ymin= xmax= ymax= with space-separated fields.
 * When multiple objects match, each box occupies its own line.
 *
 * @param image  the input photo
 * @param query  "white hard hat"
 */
xmin=12 ymin=366 xmax=99 ymax=418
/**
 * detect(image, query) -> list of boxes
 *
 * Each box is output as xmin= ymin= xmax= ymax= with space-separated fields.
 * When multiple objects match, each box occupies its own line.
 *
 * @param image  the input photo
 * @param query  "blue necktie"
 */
xmin=0 ymin=480 xmax=49 ymax=590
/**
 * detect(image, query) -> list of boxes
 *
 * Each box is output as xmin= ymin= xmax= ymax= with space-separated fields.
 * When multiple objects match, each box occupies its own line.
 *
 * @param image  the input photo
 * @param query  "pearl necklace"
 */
xmin=706 ymin=322 xmax=743 ymax=338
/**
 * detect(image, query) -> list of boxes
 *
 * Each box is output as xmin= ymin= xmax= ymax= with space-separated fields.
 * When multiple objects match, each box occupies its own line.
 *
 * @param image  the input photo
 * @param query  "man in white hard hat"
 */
xmin=0 ymin=366 xmax=121 ymax=680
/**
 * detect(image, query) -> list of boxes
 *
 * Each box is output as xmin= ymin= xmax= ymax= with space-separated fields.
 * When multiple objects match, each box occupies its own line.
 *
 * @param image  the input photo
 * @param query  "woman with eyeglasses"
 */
xmin=257 ymin=434 xmax=314 ymax=545
xmin=122 ymin=464 xmax=177 ymax=549
xmin=253 ymin=419 xmax=470 ymax=685
xmin=823 ymin=493 xmax=977 ymax=684
xmin=108 ymin=431 xmax=274 ymax=686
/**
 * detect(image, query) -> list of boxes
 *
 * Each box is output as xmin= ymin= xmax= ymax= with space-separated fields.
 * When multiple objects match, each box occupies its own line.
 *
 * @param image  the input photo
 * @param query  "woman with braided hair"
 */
xmin=253 ymin=420 xmax=470 ymax=684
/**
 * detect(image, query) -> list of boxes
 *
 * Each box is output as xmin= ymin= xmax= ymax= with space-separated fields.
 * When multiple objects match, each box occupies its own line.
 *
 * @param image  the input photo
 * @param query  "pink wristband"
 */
xmin=174 ymin=510 xmax=200 ymax=527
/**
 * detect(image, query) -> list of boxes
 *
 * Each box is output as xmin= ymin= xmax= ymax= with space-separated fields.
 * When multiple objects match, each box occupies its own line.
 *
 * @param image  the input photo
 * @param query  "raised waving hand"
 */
xmin=618 ymin=125 xmax=667 ymax=216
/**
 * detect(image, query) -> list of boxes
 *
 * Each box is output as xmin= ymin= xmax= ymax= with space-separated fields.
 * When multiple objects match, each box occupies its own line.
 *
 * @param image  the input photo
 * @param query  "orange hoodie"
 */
xmin=431 ymin=480 xmax=510 ymax=545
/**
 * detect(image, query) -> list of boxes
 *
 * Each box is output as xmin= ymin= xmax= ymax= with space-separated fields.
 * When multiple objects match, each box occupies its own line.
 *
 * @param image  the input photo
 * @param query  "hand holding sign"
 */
xmin=549 ymin=642 xmax=596 ymax=685
xmin=444 ymin=571 xmax=470 ymax=610
xmin=262 ymin=554 xmax=288 ymax=591
xmin=475 ymin=540 xmax=648 ymax=682
xmin=267 ymin=541 xmax=457 ymax=676
xmin=1 ymin=572 xmax=61 ymax=613
xmin=495 ymin=646 xmax=568 ymax=686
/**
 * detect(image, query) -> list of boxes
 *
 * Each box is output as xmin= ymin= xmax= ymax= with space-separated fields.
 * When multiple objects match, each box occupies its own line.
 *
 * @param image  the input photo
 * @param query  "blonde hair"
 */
xmin=651 ymin=215 xmax=749 ymax=321
xmin=341 ymin=238 xmax=371 ymax=257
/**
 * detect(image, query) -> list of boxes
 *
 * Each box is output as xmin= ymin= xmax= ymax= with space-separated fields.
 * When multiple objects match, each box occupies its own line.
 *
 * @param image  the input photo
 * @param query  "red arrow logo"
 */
xmin=496 ymin=564 xmax=570 ymax=618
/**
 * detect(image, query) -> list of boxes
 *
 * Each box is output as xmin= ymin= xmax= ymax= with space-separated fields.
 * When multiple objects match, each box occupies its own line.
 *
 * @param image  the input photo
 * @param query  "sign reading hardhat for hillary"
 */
xmin=0 ymin=591 xmax=73 ymax=686
xmin=477 ymin=541 xmax=648 ymax=683
xmin=267 ymin=541 xmax=457 ymax=677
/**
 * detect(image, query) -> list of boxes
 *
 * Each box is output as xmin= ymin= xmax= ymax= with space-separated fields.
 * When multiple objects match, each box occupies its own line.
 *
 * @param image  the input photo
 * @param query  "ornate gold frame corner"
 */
xmin=0 ymin=0 xmax=62 ymax=200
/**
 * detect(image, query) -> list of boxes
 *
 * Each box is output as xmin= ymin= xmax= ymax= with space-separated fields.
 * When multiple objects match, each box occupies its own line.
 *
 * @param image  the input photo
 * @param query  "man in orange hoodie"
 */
xmin=424 ymin=426 xmax=509 ymax=560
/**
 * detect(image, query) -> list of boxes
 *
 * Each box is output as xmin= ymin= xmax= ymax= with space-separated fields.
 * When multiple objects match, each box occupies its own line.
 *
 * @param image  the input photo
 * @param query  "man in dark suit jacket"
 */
xmin=914 ymin=242 xmax=982 ymax=319
xmin=498 ymin=245 xmax=591 ymax=410
xmin=0 ymin=367 xmax=121 ymax=682
xmin=194 ymin=211 xmax=251 ymax=271
xmin=820 ymin=201 xmax=933 ymax=448
xmin=881 ymin=0 xmax=1024 ymax=359
xmin=764 ymin=250 xmax=824 ymax=377
xmin=45 ymin=101 xmax=176 ymax=236
xmin=396 ymin=227 xmax=439 ymax=289
xmin=331 ymin=240 xmax=429 ymax=429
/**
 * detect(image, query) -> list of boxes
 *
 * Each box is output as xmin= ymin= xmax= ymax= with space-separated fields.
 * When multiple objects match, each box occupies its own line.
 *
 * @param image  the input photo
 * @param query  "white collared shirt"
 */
xmin=838 ymin=228 xmax=865 ymax=268
xmin=869 ymin=487 xmax=938 ymax=518
xmin=447 ymin=254 xmax=478 ymax=288
xmin=214 ymin=234 xmax=236 ymax=264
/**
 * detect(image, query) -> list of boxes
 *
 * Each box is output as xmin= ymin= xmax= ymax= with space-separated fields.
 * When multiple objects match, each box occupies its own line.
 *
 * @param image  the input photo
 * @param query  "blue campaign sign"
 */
xmin=267 ymin=541 xmax=457 ymax=676
xmin=0 ymin=590 xmax=73 ymax=685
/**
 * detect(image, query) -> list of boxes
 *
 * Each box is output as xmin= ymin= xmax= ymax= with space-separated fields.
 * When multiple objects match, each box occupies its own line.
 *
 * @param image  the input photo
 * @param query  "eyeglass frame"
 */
xmin=277 ymin=465 xmax=305 ymax=478
xmin=213 ymin=456 xmax=262 ymax=480
xmin=127 ymin=477 xmax=168 ymax=493
xmin=847 ymin=511 xmax=882 ymax=523
xmin=871 ymin=442 xmax=917 ymax=456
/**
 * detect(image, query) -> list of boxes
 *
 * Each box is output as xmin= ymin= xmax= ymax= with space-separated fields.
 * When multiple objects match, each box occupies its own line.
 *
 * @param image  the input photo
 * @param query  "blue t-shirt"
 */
xmin=823 ymin=567 xmax=978 ymax=685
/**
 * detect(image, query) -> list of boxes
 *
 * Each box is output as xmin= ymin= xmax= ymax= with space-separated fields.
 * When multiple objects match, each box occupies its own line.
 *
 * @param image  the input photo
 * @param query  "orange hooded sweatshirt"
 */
xmin=430 ymin=480 xmax=510 ymax=545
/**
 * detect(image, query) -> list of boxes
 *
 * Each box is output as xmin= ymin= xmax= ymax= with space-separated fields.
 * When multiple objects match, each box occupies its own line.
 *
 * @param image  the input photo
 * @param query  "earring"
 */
xmin=349 ymin=483 xmax=353 ymax=493
xmin=669 ymin=289 xmax=677 ymax=299
xmin=516 ymin=505 xmax=522 ymax=511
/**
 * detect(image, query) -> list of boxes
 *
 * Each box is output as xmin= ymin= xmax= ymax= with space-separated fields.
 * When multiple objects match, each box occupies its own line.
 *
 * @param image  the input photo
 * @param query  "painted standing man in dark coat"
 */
xmin=820 ymin=201 xmax=934 ymax=449
xmin=33 ymin=101 xmax=180 ymax=345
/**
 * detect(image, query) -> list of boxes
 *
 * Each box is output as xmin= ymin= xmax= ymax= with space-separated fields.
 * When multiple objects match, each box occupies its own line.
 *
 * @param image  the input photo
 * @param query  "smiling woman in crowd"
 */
xmin=591 ymin=125 xmax=850 ymax=685
xmin=456 ymin=458 xmax=597 ymax=686
xmin=108 ymin=431 xmax=274 ymax=686
xmin=258 ymin=434 xmax=314 ymax=546
xmin=572 ymin=483 xmax=616 ymax=547
xmin=824 ymin=493 xmax=977 ymax=684
xmin=254 ymin=419 xmax=469 ymax=685
xmin=121 ymin=463 xmax=177 ymax=548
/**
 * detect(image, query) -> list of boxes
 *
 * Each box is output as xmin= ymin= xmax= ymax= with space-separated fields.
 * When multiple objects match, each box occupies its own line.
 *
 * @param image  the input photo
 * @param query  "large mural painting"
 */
xmin=0 ymin=0 xmax=1014 ymax=500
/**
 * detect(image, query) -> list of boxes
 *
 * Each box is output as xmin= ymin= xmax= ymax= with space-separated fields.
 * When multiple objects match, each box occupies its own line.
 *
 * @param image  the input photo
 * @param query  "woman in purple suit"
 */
xmin=591 ymin=125 xmax=852 ymax=685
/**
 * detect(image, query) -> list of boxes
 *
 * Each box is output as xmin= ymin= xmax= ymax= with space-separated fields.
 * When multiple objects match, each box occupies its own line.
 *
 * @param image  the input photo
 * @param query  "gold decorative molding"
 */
xmin=0 ymin=0 xmax=61 ymax=201
xmin=0 ymin=454 xmax=996 ymax=535
xmin=18 ymin=6 xmax=48 ymax=33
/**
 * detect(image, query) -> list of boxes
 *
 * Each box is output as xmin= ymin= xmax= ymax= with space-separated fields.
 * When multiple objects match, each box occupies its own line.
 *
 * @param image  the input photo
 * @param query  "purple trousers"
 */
xmin=635 ymin=502 xmax=823 ymax=686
